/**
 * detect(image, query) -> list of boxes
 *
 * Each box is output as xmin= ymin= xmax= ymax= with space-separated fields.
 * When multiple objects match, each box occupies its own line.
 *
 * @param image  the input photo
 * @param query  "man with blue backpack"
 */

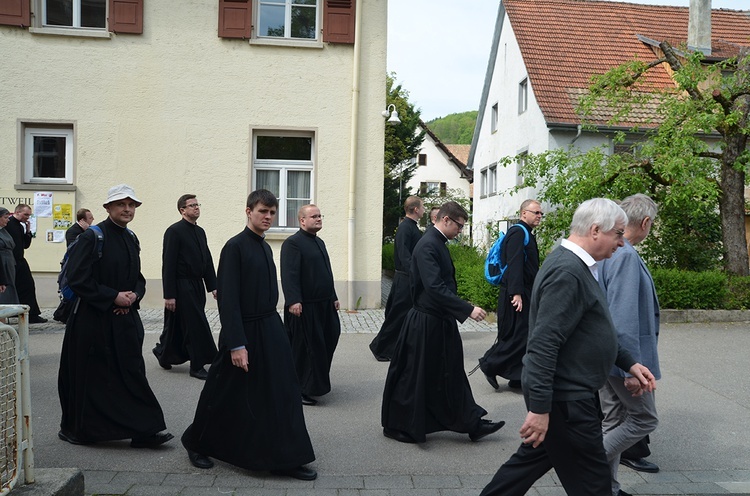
xmin=479 ymin=199 xmax=542 ymax=390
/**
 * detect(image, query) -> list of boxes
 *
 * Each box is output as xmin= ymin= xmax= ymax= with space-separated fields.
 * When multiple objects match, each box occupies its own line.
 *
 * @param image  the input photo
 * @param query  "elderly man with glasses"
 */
xmin=153 ymin=194 xmax=218 ymax=380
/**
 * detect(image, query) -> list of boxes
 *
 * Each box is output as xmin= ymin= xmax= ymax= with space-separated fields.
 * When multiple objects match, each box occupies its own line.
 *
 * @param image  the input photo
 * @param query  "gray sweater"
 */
xmin=522 ymin=246 xmax=636 ymax=414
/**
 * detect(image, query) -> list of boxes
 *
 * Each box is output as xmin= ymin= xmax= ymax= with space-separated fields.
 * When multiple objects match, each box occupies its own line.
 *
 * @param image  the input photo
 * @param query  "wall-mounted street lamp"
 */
xmin=382 ymin=104 xmax=401 ymax=126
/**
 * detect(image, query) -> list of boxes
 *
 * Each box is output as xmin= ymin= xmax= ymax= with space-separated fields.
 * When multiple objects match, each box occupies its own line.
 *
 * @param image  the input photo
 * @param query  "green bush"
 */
xmin=382 ymin=243 xmax=395 ymax=272
xmin=449 ymin=244 xmax=499 ymax=311
xmin=726 ymin=276 xmax=750 ymax=310
xmin=651 ymin=269 xmax=728 ymax=309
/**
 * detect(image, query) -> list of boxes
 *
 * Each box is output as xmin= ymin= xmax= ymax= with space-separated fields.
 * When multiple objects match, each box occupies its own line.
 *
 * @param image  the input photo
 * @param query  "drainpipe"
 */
xmin=347 ymin=0 xmax=363 ymax=310
xmin=571 ymin=124 xmax=583 ymax=144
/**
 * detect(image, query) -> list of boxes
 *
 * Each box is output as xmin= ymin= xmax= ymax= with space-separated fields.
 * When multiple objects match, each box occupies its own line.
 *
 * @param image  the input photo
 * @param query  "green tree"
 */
xmin=383 ymin=73 xmax=425 ymax=241
xmin=515 ymin=43 xmax=749 ymax=274
xmin=426 ymin=111 xmax=478 ymax=144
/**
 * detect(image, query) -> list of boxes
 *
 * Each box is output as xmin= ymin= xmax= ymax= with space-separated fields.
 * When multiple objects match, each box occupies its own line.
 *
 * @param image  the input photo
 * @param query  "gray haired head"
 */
xmin=569 ymin=198 xmax=627 ymax=236
xmin=619 ymin=193 xmax=658 ymax=226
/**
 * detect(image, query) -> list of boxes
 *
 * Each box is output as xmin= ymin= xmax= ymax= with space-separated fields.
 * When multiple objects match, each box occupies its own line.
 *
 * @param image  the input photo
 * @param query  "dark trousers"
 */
xmin=480 ymin=397 xmax=610 ymax=496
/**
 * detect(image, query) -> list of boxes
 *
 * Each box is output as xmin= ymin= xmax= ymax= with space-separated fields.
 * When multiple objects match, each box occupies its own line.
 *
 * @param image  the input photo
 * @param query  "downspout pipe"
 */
xmin=347 ymin=0 xmax=363 ymax=310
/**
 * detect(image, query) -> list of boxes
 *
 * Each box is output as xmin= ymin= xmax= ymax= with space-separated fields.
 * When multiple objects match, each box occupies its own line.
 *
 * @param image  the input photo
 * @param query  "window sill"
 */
xmin=15 ymin=183 xmax=77 ymax=191
xmin=29 ymin=26 xmax=111 ymax=39
xmin=264 ymin=229 xmax=298 ymax=241
xmin=249 ymin=37 xmax=324 ymax=49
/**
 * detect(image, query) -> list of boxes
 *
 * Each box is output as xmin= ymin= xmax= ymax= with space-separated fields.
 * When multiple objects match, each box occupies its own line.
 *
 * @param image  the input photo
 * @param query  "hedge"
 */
xmin=383 ymin=244 xmax=750 ymax=311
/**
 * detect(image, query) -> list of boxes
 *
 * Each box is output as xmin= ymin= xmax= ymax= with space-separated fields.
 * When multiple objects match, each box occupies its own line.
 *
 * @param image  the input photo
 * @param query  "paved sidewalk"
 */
xmin=20 ymin=302 xmax=750 ymax=495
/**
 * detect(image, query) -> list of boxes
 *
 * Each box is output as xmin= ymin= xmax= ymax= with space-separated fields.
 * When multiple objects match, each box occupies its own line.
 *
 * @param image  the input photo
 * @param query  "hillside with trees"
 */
xmin=426 ymin=111 xmax=477 ymax=144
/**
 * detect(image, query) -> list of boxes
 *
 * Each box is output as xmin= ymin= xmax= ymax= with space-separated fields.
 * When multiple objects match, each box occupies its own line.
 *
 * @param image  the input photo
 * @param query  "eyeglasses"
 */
xmin=524 ymin=210 xmax=544 ymax=216
xmin=184 ymin=203 xmax=201 ymax=209
xmin=449 ymin=217 xmax=465 ymax=230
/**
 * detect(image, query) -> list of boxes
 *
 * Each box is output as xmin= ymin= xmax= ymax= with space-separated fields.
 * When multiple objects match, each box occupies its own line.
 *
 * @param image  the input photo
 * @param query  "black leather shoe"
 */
xmin=58 ymin=430 xmax=91 ymax=445
xmin=484 ymin=373 xmax=500 ymax=390
xmin=130 ymin=432 xmax=174 ymax=448
xmin=270 ymin=465 xmax=318 ymax=481
xmin=620 ymin=457 xmax=659 ymax=473
xmin=301 ymin=394 xmax=317 ymax=406
xmin=189 ymin=368 xmax=208 ymax=380
xmin=186 ymin=449 xmax=214 ymax=469
xmin=508 ymin=380 xmax=522 ymax=389
xmin=469 ymin=420 xmax=506 ymax=441
xmin=152 ymin=347 xmax=171 ymax=369
xmin=383 ymin=427 xmax=417 ymax=444
xmin=29 ymin=316 xmax=48 ymax=324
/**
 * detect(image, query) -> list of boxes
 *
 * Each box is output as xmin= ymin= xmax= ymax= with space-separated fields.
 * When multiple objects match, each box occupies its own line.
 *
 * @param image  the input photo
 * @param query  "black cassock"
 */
xmin=182 ymin=227 xmax=314 ymax=471
xmin=58 ymin=218 xmax=167 ymax=442
xmin=6 ymin=216 xmax=41 ymax=318
xmin=479 ymin=221 xmax=539 ymax=382
xmin=281 ymin=229 xmax=340 ymax=397
xmin=381 ymin=226 xmax=487 ymax=443
xmin=369 ymin=216 xmax=421 ymax=361
xmin=153 ymin=219 xmax=218 ymax=370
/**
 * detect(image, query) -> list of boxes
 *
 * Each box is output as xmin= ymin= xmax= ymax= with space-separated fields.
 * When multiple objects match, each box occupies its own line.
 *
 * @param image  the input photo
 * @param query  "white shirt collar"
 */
xmin=561 ymin=238 xmax=599 ymax=281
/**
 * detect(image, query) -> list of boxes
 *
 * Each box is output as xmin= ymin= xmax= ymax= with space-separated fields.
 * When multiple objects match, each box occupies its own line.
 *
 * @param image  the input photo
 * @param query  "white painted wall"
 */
xmin=0 ymin=0 xmax=387 ymax=309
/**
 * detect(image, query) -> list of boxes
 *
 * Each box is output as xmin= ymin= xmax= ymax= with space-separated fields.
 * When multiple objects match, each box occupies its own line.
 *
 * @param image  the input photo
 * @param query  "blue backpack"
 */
xmin=484 ymin=224 xmax=530 ymax=286
xmin=57 ymin=225 xmax=105 ymax=302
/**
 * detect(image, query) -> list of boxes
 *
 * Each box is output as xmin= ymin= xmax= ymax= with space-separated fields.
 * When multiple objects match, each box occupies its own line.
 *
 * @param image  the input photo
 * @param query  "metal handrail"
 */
xmin=0 ymin=305 xmax=34 ymax=494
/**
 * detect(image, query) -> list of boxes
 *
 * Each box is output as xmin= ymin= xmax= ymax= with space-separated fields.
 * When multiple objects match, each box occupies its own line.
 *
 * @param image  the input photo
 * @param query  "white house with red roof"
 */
xmin=468 ymin=0 xmax=750 ymax=248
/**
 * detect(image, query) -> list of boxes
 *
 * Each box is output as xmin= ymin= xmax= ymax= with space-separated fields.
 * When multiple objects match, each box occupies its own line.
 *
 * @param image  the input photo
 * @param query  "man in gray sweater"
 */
xmin=480 ymin=198 xmax=657 ymax=496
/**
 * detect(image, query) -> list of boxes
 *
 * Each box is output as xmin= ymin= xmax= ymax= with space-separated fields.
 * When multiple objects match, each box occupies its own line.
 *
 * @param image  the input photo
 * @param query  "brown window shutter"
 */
xmin=418 ymin=154 xmax=427 ymax=166
xmin=218 ymin=0 xmax=251 ymax=39
xmin=0 ymin=0 xmax=30 ymax=27
xmin=322 ymin=0 xmax=355 ymax=44
xmin=440 ymin=182 xmax=447 ymax=195
xmin=108 ymin=0 xmax=143 ymax=34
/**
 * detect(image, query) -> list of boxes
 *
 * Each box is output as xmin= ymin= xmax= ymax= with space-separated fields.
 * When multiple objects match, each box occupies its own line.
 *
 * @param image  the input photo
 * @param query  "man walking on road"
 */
xmin=369 ymin=195 xmax=423 ymax=361
xmin=381 ymin=201 xmax=504 ymax=444
xmin=281 ymin=204 xmax=341 ymax=406
xmin=7 ymin=204 xmax=46 ymax=323
xmin=599 ymin=193 xmax=661 ymax=495
xmin=152 ymin=194 xmax=218 ymax=380
xmin=480 ymin=198 xmax=656 ymax=496
xmin=478 ymin=199 xmax=541 ymax=390
xmin=182 ymin=189 xmax=316 ymax=480
xmin=58 ymin=184 xmax=172 ymax=448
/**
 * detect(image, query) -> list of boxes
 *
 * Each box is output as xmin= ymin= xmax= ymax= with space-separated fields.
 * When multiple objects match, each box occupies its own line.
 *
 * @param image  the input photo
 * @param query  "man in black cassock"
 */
xmin=182 ymin=189 xmax=316 ymax=481
xmin=152 ymin=194 xmax=218 ymax=380
xmin=281 ymin=204 xmax=340 ymax=406
xmin=57 ymin=184 xmax=173 ymax=448
xmin=369 ymin=195 xmax=423 ymax=362
xmin=381 ymin=201 xmax=505 ymax=444
xmin=478 ymin=199 xmax=541 ymax=390
xmin=7 ymin=204 xmax=45 ymax=323
xmin=65 ymin=208 xmax=94 ymax=246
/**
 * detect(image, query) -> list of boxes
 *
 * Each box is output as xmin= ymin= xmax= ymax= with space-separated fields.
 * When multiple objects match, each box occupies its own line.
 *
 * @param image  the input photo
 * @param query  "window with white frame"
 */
xmin=488 ymin=163 xmax=497 ymax=195
xmin=516 ymin=151 xmax=528 ymax=187
xmin=253 ymin=132 xmax=314 ymax=228
xmin=23 ymin=125 xmax=74 ymax=184
xmin=43 ymin=0 xmax=106 ymax=29
xmin=480 ymin=168 xmax=488 ymax=198
xmin=491 ymin=103 xmax=499 ymax=133
xmin=518 ymin=78 xmax=528 ymax=114
xmin=258 ymin=0 xmax=318 ymax=40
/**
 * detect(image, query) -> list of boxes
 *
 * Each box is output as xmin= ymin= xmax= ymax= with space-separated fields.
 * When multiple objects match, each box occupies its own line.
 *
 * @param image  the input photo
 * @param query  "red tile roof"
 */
xmin=503 ymin=0 xmax=750 ymax=126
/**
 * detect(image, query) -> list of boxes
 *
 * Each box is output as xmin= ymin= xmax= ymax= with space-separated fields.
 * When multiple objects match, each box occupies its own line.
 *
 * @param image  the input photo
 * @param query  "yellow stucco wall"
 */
xmin=0 ymin=0 xmax=386 ymax=309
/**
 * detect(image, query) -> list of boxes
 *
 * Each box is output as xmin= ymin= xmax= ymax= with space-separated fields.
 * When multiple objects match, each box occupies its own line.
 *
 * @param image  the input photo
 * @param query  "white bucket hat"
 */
xmin=103 ymin=184 xmax=142 ymax=207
